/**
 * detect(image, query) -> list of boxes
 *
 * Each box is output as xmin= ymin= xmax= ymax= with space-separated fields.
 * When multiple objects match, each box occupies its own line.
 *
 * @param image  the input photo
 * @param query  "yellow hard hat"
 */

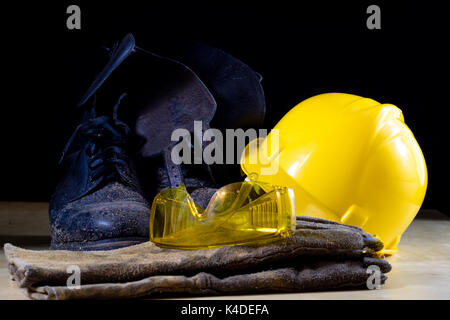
xmin=241 ymin=93 xmax=427 ymax=254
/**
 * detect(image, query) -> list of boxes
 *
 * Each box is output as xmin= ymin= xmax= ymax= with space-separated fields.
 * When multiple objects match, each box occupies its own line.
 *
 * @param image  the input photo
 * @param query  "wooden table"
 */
xmin=1 ymin=203 xmax=449 ymax=300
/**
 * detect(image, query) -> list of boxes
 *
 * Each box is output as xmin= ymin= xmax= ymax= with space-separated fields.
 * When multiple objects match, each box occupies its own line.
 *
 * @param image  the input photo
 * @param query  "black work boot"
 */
xmin=49 ymin=95 xmax=149 ymax=251
xmin=49 ymin=32 xmax=215 ymax=251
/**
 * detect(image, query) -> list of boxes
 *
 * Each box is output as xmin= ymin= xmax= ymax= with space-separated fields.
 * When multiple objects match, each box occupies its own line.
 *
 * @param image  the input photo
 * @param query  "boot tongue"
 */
xmin=78 ymin=33 xmax=136 ymax=107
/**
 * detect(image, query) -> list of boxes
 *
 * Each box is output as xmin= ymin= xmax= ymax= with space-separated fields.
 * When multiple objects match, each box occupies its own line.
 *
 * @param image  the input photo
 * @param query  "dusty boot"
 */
xmin=49 ymin=33 xmax=215 ymax=251
xmin=49 ymin=95 xmax=149 ymax=251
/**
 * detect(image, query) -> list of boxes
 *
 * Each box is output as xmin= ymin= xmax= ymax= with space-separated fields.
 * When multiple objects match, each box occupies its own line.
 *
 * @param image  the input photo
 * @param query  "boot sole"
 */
xmin=51 ymin=237 xmax=148 ymax=251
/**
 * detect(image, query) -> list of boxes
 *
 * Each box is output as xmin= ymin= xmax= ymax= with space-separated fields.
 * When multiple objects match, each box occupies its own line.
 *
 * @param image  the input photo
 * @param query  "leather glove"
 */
xmin=4 ymin=216 xmax=390 ymax=299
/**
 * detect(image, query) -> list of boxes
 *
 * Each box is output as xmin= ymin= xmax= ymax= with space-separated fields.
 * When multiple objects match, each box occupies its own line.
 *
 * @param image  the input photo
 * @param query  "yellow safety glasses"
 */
xmin=150 ymin=178 xmax=296 ymax=249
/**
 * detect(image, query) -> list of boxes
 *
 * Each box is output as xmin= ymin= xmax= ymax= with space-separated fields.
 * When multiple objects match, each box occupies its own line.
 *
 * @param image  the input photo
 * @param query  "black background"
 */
xmin=1 ymin=1 xmax=447 ymax=214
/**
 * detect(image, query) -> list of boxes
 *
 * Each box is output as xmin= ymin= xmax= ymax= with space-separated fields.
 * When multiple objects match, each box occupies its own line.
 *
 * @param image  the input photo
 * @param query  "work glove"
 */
xmin=4 ymin=216 xmax=390 ymax=299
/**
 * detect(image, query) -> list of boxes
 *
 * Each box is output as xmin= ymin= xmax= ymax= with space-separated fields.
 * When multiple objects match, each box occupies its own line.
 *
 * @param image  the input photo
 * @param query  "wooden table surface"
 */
xmin=1 ymin=203 xmax=449 ymax=300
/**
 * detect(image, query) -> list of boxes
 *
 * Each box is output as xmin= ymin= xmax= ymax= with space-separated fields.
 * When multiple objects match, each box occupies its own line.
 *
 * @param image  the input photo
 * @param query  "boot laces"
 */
xmin=59 ymin=93 xmax=131 ymax=186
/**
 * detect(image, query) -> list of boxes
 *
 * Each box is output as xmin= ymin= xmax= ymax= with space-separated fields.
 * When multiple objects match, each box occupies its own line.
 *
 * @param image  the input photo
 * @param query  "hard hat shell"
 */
xmin=241 ymin=93 xmax=427 ymax=254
